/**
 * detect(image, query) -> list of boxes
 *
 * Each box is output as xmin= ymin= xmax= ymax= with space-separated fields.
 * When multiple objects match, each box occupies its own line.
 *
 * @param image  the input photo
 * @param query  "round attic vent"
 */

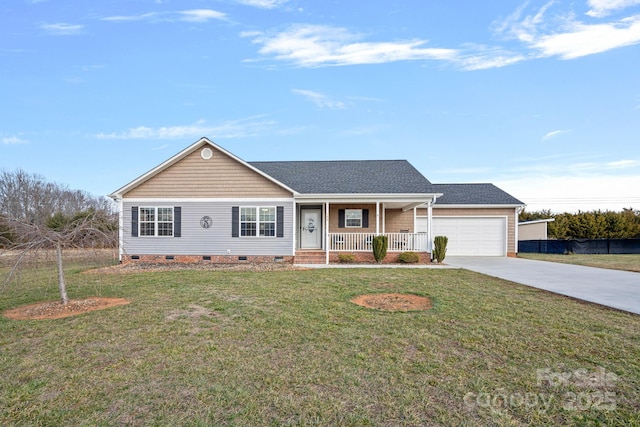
xmin=201 ymin=147 xmax=213 ymax=160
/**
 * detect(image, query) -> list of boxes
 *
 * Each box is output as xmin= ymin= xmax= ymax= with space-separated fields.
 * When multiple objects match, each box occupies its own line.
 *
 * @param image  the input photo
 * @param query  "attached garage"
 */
xmin=432 ymin=216 xmax=507 ymax=256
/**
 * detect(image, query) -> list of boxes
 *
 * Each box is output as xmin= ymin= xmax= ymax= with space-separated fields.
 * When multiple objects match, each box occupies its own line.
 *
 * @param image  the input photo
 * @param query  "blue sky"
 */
xmin=1 ymin=0 xmax=639 ymax=213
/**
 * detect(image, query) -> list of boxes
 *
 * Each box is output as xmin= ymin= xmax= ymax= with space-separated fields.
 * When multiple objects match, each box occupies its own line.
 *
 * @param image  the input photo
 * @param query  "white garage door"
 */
xmin=432 ymin=217 xmax=506 ymax=256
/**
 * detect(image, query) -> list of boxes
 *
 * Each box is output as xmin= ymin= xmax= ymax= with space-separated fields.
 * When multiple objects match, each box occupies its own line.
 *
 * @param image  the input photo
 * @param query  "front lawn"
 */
xmin=1 ymin=257 xmax=639 ymax=426
xmin=518 ymin=253 xmax=640 ymax=273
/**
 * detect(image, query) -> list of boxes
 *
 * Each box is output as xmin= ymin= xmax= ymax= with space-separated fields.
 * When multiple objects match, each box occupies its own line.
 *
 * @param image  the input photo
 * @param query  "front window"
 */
xmin=157 ymin=207 xmax=173 ymax=236
xmin=241 ymin=207 xmax=276 ymax=237
xmin=139 ymin=207 xmax=173 ymax=237
xmin=345 ymin=209 xmax=362 ymax=228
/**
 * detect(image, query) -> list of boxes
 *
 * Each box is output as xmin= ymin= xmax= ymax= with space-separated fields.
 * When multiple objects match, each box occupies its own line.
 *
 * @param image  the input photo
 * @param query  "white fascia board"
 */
xmin=519 ymin=218 xmax=555 ymax=225
xmin=294 ymin=193 xmax=440 ymax=203
xmin=432 ymin=204 xmax=525 ymax=209
xmin=120 ymin=197 xmax=296 ymax=203
xmin=109 ymin=137 xmax=298 ymax=199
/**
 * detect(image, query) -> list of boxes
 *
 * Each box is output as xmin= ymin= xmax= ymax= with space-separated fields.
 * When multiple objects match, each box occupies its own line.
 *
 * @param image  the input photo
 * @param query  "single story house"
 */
xmin=109 ymin=138 xmax=524 ymax=264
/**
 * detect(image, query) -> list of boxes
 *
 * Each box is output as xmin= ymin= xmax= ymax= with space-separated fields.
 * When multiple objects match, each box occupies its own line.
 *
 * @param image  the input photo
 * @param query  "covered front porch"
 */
xmin=293 ymin=196 xmax=437 ymax=264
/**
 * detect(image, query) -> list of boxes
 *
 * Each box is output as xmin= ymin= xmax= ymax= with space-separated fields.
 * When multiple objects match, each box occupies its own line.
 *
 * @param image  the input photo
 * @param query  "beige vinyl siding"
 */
xmin=124 ymin=146 xmax=292 ymax=198
xmin=518 ymin=222 xmax=549 ymax=240
xmin=432 ymin=207 xmax=518 ymax=254
xmin=384 ymin=209 xmax=414 ymax=233
xmin=328 ymin=204 xmax=376 ymax=233
xmin=327 ymin=205 xmax=415 ymax=233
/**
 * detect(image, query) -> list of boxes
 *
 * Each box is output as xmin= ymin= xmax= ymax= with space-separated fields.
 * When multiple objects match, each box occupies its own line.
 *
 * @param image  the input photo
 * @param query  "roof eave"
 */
xmin=519 ymin=218 xmax=555 ymax=224
xmin=109 ymin=137 xmax=298 ymax=199
xmin=432 ymin=203 xmax=525 ymax=209
xmin=295 ymin=192 xmax=440 ymax=200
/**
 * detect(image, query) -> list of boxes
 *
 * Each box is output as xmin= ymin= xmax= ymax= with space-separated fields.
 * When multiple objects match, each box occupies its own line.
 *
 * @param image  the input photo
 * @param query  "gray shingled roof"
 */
xmin=250 ymin=160 xmax=433 ymax=194
xmin=430 ymin=183 xmax=524 ymax=205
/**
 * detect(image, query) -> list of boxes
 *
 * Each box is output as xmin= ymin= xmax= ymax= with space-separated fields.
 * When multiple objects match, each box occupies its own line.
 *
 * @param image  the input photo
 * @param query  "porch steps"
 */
xmin=294 ymin=251 xmax=326 ymax=264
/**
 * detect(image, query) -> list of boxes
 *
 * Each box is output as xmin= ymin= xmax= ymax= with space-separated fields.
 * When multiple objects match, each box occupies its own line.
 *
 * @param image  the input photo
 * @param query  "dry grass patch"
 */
xmin=351 ymin=293 xmax=432 ymax=311
xmin=518 ymin=253 xmax=640 ymax=272
xmin=3 ymin=297 xmax=130 ymax=320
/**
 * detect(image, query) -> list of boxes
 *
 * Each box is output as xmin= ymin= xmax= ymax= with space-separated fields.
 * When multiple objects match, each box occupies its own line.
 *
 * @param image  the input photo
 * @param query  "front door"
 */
xmin=300 ymin=208 xmax=322 ymax=249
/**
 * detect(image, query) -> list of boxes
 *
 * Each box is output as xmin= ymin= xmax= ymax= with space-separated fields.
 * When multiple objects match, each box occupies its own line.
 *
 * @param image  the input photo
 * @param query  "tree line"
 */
xmin=0 ymin=169 xmax=118 ymax=248
xmin=519 ymin=208 xmax=640 ymax=239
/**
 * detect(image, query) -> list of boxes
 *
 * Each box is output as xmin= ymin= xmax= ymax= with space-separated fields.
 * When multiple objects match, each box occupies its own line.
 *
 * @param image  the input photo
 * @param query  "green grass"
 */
xmin=1 ymin=255 xmax=639 ymax=426
xmin=518 ymin=253 xmax=640 ymax=273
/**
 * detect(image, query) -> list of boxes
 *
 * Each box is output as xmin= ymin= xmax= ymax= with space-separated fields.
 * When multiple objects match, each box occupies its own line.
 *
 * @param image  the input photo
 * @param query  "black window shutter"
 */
xmin=174 ymin=207 xmax=181 ymax=237
xmin=338 ymin=209 xmax=345 ymax=228
xmin=131 ymin=206 xmax=139 ymax=237
xmin=231 ymin=206 xmax=239 ymax=237
xmin=276 ymin=206 xmax=284 ymax=238
xmin=362 ymin=209 xmax=369 ymax=228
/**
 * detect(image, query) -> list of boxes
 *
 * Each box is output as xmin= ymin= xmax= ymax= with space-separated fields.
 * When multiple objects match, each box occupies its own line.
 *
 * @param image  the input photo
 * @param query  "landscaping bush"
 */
xmin=398 ymin=251 xmax=419 ymax=264
xmin=433 ymin=235 xmax=448 ymax=263
xmin=372 ymin=235 xmax=388 ymax=263
xmin=337 ymin=253 xmax=355 ymax=264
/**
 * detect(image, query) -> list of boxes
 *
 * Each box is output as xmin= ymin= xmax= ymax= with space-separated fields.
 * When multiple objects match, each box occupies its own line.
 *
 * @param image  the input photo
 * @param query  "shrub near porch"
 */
xmin=329 ymin=251 xmax=431 ymax=264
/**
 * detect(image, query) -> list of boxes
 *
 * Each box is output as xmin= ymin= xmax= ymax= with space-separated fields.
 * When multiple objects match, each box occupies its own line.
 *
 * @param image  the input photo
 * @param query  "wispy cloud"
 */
xmin=532 ymin=15 xmax=640 ymax=59
xmin=510 ymin=158 xmax=639 ymax=175
xmin=454 ymin=45 xmax=526 ymax=70
xmin=244 ymin=24 xmax=459 ymax=68
xmin=292 ymin=89 xmax=346 ymax=109
xmin=40 ymin=23 xmax=84 ymax=35
xmin=606 ymin=159 xmax=639 ymax=169
xmin=586 ymin=0 xmax=640 ymax=17
xmin=236 ymin=0 xmax=288 ymax=9
xmin=495 ymin=2 xmax=640 ymax=60
xmin=95 ymin=117 xmax=275 ymax=140
xmin=152 ymin=144 xmax=169 ymax=151
xmin=246 ymin=2 xmax=640 ymax=70
xmin=2 ymin=136 xmax=29 ymax=144
xmin=542 ymin=129 xmax=569 ymax=141
xmin=103 ymin=9 xmax=226 ymax=23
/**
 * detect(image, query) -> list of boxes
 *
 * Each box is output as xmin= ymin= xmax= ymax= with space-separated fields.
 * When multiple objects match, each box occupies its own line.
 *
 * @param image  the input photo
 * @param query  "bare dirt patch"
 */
xmin=351 ymin=293 xmax=432 ymax=311
xmin=3 ymin=297 xmax=130 ymax=320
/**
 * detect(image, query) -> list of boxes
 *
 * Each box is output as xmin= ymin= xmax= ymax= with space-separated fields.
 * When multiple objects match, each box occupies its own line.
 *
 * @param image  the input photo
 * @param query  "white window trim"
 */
xmin=139 ymin=207 xmax=174 ymax=237
xmin=345 ymin=209 xmax=363 ymax=228
xmin=240 ymin=206 xmax=277 ymax=237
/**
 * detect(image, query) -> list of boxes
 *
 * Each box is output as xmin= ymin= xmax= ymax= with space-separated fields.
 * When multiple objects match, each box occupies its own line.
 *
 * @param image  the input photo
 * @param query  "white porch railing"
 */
xmin=328 ymin=232 xmax=429 ymax=252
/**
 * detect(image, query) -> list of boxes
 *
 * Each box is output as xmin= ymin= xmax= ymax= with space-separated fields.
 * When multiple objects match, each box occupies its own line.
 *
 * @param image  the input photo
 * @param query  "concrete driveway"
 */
xmin=445 ymin=256 xmax=640 ymax=315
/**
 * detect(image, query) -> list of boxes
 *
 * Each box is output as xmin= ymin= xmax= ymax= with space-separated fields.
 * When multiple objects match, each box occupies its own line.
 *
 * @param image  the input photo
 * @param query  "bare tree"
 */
xmin=1 ymin=209 xmax=117 ymax=304
xmin=0 ymin=169 xmax=118 ymax=304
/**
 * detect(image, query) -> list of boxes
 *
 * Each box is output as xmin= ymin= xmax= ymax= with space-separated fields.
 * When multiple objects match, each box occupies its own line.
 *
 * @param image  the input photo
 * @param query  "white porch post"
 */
xmin=428 ymin=196 xmax=434 ymax=252
xmin=413 ymin=207 xmax=417 ymax=233
xmin=325 ymin=202 xmax=330 ymax=265
xmin=292 ymin=203 xmax=297 ymax=255
xmin=376 ymin=202 xmax=380 ymax=235
xmin=382 ymin=204 xmax=386 ymax=234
